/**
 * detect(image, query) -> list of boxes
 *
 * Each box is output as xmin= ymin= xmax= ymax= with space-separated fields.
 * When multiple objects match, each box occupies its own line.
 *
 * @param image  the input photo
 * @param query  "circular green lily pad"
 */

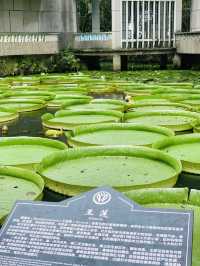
xmin=57 ymin=99 xmax=92 ymax=109
xmin=133 ymin=95 xmax=172 ymax=104
xmin=127 ymin=102 xmax=194 ymax=112
xmin=54 ymin=94 xmax=90 ymax=100
xmin=48 ymin=90 xmax=88 ymax=97
xmin=125 ymin=188 xmax=200 ymax=266
xmin=46 ymin=85 xmax=87 ymax=93
xmin=67 ymin=123 xmax=174 ymax=147
xmin=124 ymin=89 xmax=152 ymax=97
xmin=9 ymin=91 xmax=55 ymax=101
xmin=124 ymin=110 xmax=200 ymax=133
xmin=153 ymin=88 xmax=200 ymax=95
xmin=0 ymin=99 xmax=46 ymax=112
xmin=42 ymin=110 xmax=122 ymax=130
xmin=0 ymin=107 xmax=19 ymax=124
xmin=176 ymin=96 xmax=200 ymax=107
xmin=0 ymin=137 xmax=67 ymax=170
xmin=47 ymin=95 xmax=92 ymax=108
xmin=38 ymin=146 xmax=181 ymax=196
xmin=153 ymin=134 xmax=200 ymax=174
xmin=157 ymin=82 xmax=193 ymax=88
xmin=194 ymin=125 xmax=200 ymax=133
xmin=64 ymin=99 xmax=125 ymax=111
xmin=0 ymin=166 xmax=44 ymax=224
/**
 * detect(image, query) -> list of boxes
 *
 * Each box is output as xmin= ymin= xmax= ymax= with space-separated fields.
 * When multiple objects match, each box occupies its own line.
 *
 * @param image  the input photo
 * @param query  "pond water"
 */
xmin=0 ymin=92 xmax=124 ymax=140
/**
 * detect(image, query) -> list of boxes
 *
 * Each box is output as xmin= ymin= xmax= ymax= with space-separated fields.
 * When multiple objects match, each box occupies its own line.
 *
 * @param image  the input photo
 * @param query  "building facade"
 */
xmin=0 ymin=0 xmax=199 ymax=69
xmin=0 ymin=0 xmax=77 ymax=56
xmin=0 ymin=0 xmax=76 ymax=33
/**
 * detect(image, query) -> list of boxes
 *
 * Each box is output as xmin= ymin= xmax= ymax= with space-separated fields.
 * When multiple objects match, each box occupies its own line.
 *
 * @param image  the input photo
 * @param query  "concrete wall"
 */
xmin=0 ymin=0 xmax=77 ymax=33
xmin=190 ymin=0 xmax=200 ymax=32
xmin=176 ymin=33 xmax=200 ymax=54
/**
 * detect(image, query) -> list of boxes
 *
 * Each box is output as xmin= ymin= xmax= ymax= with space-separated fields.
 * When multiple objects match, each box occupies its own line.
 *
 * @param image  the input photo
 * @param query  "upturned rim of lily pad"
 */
xmin=124 ymin=110 xmax=200 ymax=132
xmin=153 ymin=133 xmax=200 ymax=174
xmin=66 ymin=123 xmax=174 ymax=147
xmin=42 ymin=110 xmax=123 ymax=130
xmin=37 ymin=145 xmax=182 ymax=196
xmin=0 ymin=107 xmax=19 ymax=123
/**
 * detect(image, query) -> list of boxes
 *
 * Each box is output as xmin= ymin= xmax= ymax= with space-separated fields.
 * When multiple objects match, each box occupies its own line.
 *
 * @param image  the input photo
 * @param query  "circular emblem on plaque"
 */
xmin=93 ymin=191 xmax=112 ymax=205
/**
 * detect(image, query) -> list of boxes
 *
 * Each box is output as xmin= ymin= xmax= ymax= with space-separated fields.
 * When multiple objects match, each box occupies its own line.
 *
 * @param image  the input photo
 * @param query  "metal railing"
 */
xmin=121 ymin=0 xmax=176 ymax=49
xmin=0 ymin=33 xmax=60 ymax=56
xmin=74 ymin=32 xmax=112 ymax=42
xmin=0 ymin=33 xmax=59 ymax=43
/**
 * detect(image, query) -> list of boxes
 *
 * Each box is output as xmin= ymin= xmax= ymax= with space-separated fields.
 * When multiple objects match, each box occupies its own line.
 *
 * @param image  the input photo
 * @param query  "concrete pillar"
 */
xmin=113 ymin=54 xmax=121 ymax=71
xmin=112 ymin=0 xmax=121 ymax=49
xmin=191 ymin=0 xmax=200 ymax=32
xmin=175 ymin=0 xmax=182 ymax=32
xmin=173 ymin=54 xmax=182 ymax=68
xmin=92 ymin=0 xmax=100 ymax=32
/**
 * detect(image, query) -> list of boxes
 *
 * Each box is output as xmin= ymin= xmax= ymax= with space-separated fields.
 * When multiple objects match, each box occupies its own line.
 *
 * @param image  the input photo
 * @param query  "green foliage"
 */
xmin=100 ymin=0 xmax=111 ymax=32
xmin=0 ymin=50 xmax=80 ymax=77
xmin=0 ymin=59 xmax=18 ymax=76
xmin=54 ymin=50 xmax=80 ymax=72
xmin=77 ymin=0 xmax=111 ymax=32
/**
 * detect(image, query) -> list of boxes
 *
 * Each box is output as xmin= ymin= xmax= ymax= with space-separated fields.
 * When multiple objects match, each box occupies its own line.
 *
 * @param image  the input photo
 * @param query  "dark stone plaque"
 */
xmin=0 ymin=187 xmax=193 ymax=266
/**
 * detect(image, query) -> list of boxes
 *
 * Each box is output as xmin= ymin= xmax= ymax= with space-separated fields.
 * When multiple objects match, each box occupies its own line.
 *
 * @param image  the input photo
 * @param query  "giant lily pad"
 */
xmin=194 ymin=125 xmax=200 ymax=133
xmin=47 ymin=95 xmax=92 ymax=108
xmin=67 ymin=123 xmax=174 ymax=147
xmin=124 ymin=110 xmax=200 ymax=133
xmin=48 ymin=90 xmax=88 ymax=97
xmin=125 ymin=188 xmax=200 ymax=266
xmin=0 ymin=107 xmax=19 ymax=123
xmin=132 ymin=95 xmax=172 ymax=104
xmin=127 ymin=102 xmax=194 ymax=112
xmin=64 ymin=99 xmax=125 ymax=111
xmin=153 ymin=134 xmax=200 ymax=174
xmin=0 ymin=166 xmax=44 ymax=224
xmin=45 ymin=85 xmax=86 ymax=92
xmin=157 ymin=82 xmax=193 ymax=88
xmin=38 ymin=146 xmax=181 ymax=196
xmin=153 ymin=88 xmax=199 ymax=95
xmin=175 ymin=95 xmax=200 ymax=107
xmin=9 ymin=91 xmax=55 ymax=101
xmin=59 ymin=99 xmax=92 ymax=109
xmin=0 ymin=99 xmax=46 ymax=112
xmin=0 ymin=137 xmax=67 ymax=170
xmin=42 ymin=110 xmax=122 ymax=130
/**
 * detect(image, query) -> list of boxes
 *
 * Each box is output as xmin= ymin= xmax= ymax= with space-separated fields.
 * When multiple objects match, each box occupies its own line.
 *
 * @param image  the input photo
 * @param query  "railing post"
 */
xmin=175 ymin=0 xmax=182 ymax=33
xmin=92 ymin=0 xmax=101 ymax=33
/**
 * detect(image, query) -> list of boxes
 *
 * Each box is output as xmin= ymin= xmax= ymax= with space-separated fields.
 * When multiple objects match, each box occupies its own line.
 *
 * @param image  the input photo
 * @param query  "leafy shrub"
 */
xmin=0 ymin=49 xmax=80 ymax=77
